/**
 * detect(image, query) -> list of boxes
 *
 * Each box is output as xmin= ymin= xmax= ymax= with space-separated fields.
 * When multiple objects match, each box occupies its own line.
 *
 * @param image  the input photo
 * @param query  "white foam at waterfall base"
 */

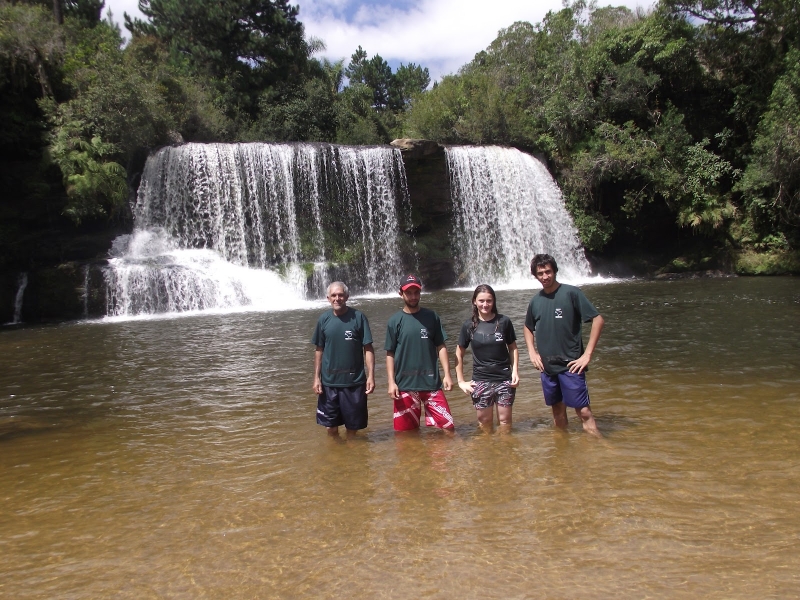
xmin=104 ymin=229 xmax=317 ymax=321
xmin=447 ymin=274 xmax=617 ymax=294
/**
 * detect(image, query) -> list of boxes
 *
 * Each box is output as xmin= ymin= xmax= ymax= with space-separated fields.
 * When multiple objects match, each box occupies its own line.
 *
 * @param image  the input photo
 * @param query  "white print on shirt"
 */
xmin=554 ymin=308 xmax=563 ymax=319
xmin=344 ymin=330 xmax=353 ymax=340
xmin=495 ymin=332 xmax=504 ymax=342
xmin=420 ymin=328 xmax=429 ymax=339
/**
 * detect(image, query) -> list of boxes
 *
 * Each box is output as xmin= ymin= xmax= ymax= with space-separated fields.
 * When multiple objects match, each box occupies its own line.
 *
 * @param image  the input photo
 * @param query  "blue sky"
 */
xmin=105 ymin=0 xmax=652 ymax=82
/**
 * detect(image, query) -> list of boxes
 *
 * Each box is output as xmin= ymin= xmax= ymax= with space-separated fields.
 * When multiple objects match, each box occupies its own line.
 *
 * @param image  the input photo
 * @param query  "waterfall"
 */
xmin=8 ymin=272 xmax=28 ymax=325
xmin=82 ymin=265 xmax=90 ymax=319
xmin=106 ymin=143 xmax=411 ymax=317
xmin=445 ymin=146 xmax=590 ymax=285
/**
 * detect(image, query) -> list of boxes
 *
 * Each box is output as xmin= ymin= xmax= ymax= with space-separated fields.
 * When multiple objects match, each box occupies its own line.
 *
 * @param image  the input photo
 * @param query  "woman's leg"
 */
xmin=496 ymin=404 xmax=512 ymax=430
xmin=476 ymin=406 xmax=494 ymax=432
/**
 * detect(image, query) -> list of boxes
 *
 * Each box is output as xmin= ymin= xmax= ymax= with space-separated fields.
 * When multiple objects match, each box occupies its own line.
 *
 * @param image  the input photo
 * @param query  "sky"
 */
xmin=104 ymin=0 xmax=652 ymax=82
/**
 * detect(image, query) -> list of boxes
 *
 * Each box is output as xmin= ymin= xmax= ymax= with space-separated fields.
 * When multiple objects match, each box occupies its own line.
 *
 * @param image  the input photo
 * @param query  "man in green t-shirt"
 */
xmin=524 ymin=254 xmax=604 ymax=436
xmin=312 ymin=281 xmax=375 ymax=437
xmin=385 ymin=274 xmax=454 ymax=431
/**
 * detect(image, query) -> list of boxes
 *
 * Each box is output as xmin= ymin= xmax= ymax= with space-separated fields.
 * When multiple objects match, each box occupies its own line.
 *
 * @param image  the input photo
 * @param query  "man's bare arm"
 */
xmin=386 ymin=351 xmax=399 ymax=399
xmin=437 ymin=344 xmax=453 ymax=391
xmin=568 ymin=314 xmax=604 ymax=374
xmin=364 ymin=343 xmax=375 ymax=394
xmin=313 ymin=346 xmax=324 ymax=393
xmin=523 ymin=326 xmax=544 ymax=372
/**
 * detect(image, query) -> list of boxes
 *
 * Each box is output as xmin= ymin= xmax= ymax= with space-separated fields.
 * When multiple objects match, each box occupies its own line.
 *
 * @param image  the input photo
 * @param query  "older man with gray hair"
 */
xmin=311 ymin=282 xmax=375 ymax=437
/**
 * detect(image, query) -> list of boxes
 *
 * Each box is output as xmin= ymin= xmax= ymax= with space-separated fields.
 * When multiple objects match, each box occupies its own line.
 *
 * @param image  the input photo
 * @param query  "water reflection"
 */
xmin=1 ymin=278 xmax=799 ymax=598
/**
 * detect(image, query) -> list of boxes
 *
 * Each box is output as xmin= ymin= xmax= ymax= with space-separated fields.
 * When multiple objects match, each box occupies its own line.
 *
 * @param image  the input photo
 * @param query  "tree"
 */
xmin=394 ymin=62 xmax=430 ymax=107
xmin=125 ymin=0 xmax=309 ymax=93
xmin=250 ymin=76 xmax=337 ymax=142
xmin=0 ymin=1 xmax=65 ymax=97
xmin=736 ymin=48 xmax=800 ymax=233
xmin=662 ymin=0 xmax=799 ymax=32
xmin=344 ymin=46 xmax=394 ymax=109
xmin=678 ymin=138 xmax=739 ymax=232
xmin=40 ymin=19 xmax=234 ymax=222
xmin=64 ymin=0 xmax=105 ymax=25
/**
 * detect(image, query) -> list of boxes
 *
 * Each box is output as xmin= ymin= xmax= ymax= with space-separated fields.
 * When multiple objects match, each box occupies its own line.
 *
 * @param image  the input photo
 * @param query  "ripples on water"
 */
xmin=1 ymin=278 xmax=799 ymax=598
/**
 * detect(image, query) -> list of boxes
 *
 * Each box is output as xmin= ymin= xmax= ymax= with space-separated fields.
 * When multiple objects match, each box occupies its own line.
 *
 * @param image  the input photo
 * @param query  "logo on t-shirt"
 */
xmin=420 ymin=328 xmax=429 ymax=339
xmin=495 ymin=332 xmax=504 ymax=342
xmin=344 ymin=330 xmax=354 ymax=340
xmin=554 ymin=308 xmax=563 ymax=319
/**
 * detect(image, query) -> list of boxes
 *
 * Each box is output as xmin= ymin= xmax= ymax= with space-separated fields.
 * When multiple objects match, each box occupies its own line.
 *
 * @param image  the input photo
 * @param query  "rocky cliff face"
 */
xmin=391 ymin=139 xmax=456 ymax=289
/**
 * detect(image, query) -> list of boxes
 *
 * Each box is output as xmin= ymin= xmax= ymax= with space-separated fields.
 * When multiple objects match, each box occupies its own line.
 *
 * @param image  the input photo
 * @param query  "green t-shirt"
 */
xmin=311 ymin=307 xmax=373 ymax=387
xmin=384 ymin=308 xmax=447 ymax=391
xmin=524 ymin=283 xmax=599 ymax=375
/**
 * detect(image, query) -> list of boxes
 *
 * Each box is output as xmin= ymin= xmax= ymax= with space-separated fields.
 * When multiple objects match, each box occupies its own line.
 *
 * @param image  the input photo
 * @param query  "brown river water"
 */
xmin=1 ymin=277 xmax=799 ymax=599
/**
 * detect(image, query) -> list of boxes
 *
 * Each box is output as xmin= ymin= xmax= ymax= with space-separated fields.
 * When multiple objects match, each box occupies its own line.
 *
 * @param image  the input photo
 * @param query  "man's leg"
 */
xmin=393 ymin=391 xmax=422 ymax=431
xmin=551 ymin=401 xmax=568 ymax=429
xmin=317 ymin=386 xmax=344 ymax=435
xmin=340 ymin=385 xmax=368 ymax=437
xmin=541 ymin=373 xmax=567 ymax=429
xmin=575 ymin=406 xmax=601 ymax=436
xmin=423 ymin=390 xmax=455 ymax=430
xmin=559 ymin=372 xmax=601 ymax=436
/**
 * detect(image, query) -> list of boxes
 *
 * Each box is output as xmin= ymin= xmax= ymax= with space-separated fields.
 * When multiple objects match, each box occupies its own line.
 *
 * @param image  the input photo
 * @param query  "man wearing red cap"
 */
xmin=385 ymin=274 xmax=455 ymax=431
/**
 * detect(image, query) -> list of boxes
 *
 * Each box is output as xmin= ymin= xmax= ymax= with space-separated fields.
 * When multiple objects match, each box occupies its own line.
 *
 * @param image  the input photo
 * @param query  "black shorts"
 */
xmin=316 ymin=384 xmax=368 ymax=430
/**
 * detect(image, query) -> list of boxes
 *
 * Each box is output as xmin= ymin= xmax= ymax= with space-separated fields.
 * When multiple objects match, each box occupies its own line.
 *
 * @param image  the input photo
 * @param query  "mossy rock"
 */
xmin=734 ymin=250 xmax=800 ymax=275
xmin=26 ymin=263 xmax=86 ymax=321
xmin=656 ymin=253 xmax=720 ymax=274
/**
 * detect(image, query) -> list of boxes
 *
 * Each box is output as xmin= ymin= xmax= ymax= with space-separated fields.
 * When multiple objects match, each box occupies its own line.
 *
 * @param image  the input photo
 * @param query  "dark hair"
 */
xmin=531 ymin=253 xmax=558 ymax=276
xmin=471 ymin=284 xmax=498 ymax=334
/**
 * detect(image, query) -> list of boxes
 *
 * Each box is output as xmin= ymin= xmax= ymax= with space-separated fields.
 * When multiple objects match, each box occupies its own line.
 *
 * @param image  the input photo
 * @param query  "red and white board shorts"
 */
xmin=393 ymin=390 xmax=454 ymax=431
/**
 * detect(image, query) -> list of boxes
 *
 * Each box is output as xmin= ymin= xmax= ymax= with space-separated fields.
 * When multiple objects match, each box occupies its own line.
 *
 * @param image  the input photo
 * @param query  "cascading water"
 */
xmin=6 ymin=272 xmax=28 ymax=325
xmin=446 ymin=146 xmax=590 ymax=285
xmin=105 ymin=143 xmax=411 ymax=317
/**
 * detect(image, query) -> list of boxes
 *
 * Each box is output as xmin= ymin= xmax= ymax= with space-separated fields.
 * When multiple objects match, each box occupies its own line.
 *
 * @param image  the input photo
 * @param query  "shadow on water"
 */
xmin=593 ymin=413 xmax=639 ymax=434
xmin=0 ymin=416 xmax=82 ymax=441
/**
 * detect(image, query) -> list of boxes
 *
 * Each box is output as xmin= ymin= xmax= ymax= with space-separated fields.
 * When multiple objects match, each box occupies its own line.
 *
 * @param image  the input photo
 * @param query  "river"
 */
xmin=1 ymin=277 xmax=799 ymax=598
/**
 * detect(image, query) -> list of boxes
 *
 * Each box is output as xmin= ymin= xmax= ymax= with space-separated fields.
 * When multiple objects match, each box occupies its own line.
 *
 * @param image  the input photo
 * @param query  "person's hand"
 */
xmin=442 ymin=374 xmax=453 ymax=392
xmin=388 ymin=382 xmax=400 ymax=399
xmin=313 ymin=378 xmax=323 ymax=394
xmin=365 ymin=376 xmax=375 ymax=395
xmin=567 ymin=353 xmax=591 ymax=374
xmin=458 ymin=380 xmax=474 ymax=395
xmin=530 ymin=353 xmax=544 ymax=372
xmin=510 ymin=372 xmax=520 ymax=387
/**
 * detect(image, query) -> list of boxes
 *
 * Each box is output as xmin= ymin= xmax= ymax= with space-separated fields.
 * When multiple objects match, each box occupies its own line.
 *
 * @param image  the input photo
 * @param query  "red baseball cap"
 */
xmin=400 ymin=274 xmax=422 ymax=291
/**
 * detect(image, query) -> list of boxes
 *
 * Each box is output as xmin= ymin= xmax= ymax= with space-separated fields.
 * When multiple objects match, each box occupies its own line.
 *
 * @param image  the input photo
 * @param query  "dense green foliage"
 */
xmin=0 ymin=0 xmax=797 ymax=271
xmin=405 ymin=0 xmax=799 ymax=256
xmin=0 ymin=0 xmax=429 ymax=236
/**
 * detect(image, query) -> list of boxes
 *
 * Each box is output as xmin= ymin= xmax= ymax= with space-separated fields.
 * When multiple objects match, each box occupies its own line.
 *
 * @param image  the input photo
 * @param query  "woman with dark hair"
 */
xmin=455 ymin=284 xmax=520 ymax=431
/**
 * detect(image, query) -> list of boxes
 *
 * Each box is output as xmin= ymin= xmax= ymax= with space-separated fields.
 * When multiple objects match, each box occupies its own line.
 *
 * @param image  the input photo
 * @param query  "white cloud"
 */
xmin=105 ymin=0 xmax=652 ymax=80
xmin=297 ymin=0 xmax=652 ymax=81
